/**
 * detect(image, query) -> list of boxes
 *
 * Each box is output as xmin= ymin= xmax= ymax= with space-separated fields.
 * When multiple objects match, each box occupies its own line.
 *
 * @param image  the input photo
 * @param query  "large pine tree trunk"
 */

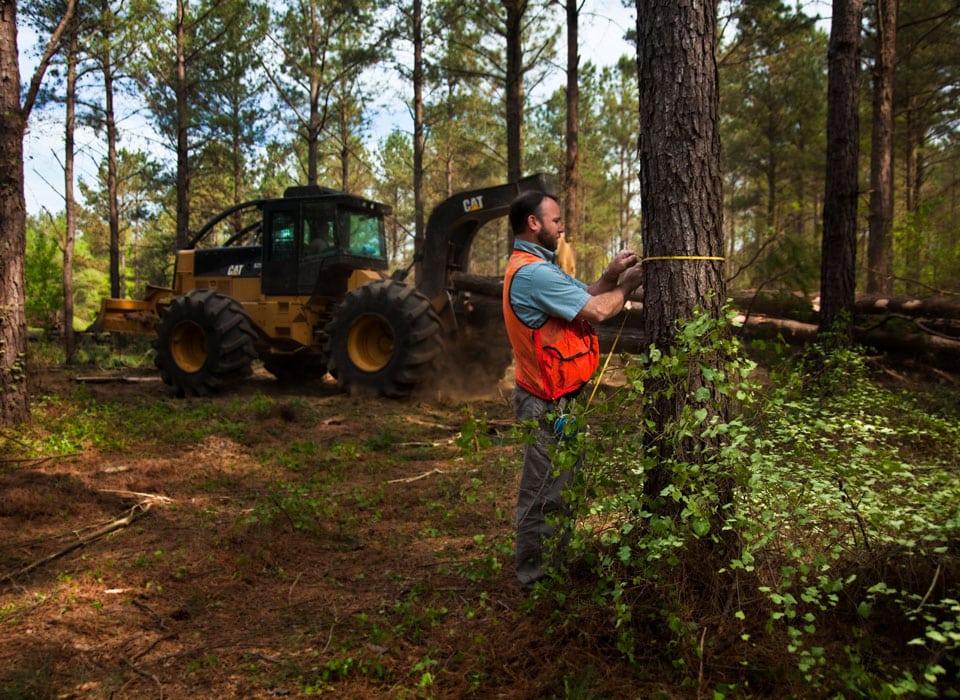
xmin=636 ymin=0 xmax=728 ymax=508
xmin=0 ymin=0 xmax=31 ymax=425
xmin=866 ymin=0 xmax=897 ymax=295
xmin=0 ymin=0 xmax=74 ymax=426
xmin=820 ymin=0 xmax=863 ymax=342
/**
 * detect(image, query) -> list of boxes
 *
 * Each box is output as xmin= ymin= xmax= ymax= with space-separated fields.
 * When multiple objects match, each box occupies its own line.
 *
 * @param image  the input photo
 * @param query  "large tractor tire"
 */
xmin=154 ymin=289 xmax=257 ymax=397
xmin=325 ymin=279 xmax=443 ymax=398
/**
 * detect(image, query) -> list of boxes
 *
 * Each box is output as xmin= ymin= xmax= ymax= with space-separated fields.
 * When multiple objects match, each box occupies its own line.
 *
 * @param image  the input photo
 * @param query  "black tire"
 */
xmin=262 ymin=353 xmax=327 ymax=383
xmin=154 ymin=289 xmax=257 ymax=397
xmin=325 ymin=279 xmax=443 ymax=398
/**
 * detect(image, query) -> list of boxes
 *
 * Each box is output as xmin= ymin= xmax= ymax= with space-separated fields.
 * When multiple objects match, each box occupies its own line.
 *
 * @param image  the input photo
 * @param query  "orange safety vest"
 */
xmin=502 ymin=250 xmax=600 ymax=400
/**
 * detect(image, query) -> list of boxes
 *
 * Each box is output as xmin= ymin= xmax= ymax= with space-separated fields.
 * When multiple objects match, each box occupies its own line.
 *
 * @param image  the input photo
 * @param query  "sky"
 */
xmin=20 ymin=1 xmax=636 ymax=217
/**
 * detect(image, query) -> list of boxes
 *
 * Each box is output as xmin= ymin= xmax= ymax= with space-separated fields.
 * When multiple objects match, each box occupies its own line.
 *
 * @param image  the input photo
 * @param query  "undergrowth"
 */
xmin=533 ymin=306 xmax=960 ymax=697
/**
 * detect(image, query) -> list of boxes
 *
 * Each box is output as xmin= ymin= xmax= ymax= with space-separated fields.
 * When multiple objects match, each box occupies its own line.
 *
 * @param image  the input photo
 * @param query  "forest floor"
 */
xmin=1 ymin=346 xmax=958 ymax=699
xmin=1 ymin=356 xmax=671 ymax=699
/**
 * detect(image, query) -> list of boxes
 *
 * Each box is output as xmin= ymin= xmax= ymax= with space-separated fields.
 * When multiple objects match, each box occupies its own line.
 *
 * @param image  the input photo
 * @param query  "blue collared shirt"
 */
xmin=509 ymin=240 xmax=590 ymax=327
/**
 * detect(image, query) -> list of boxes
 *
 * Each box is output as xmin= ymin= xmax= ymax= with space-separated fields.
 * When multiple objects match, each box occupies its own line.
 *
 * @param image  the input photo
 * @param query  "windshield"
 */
xmin=343 ymin=209 xmax=386 ymax=259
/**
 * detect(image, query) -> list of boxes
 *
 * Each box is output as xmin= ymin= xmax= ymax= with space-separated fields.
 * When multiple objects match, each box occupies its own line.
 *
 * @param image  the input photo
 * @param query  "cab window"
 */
xmin=345 ymin=210 xmax=385 ymax=258
xmin=268 ymin=212 xmax=297 ymax=260
xmin=303 ymin=203 xmax=336 ymax=257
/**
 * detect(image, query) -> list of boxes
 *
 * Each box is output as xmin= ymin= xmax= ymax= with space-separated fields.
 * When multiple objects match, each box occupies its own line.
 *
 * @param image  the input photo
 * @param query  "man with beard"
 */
xmin=502 ymin=190 xmax=643 ymax=591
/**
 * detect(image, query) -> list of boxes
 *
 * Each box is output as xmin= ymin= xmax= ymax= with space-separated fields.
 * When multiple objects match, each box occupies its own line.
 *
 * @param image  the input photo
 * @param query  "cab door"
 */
xmin=298 ymin=200 xmax=340 ymax=296
xmin=261 ymin=202 xmax=300 ymax=295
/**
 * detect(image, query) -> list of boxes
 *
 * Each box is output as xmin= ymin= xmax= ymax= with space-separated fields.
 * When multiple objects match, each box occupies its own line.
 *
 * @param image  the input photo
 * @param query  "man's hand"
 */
xmin=580 ymin=252 xmax=643 ymax=323
xmin=609 ymin=250 xmax=639 ymax=275
xmin=601 ymin=250 xmax=639 ymax=284
xmin=619 ymin=262 xmax=643 ymax=294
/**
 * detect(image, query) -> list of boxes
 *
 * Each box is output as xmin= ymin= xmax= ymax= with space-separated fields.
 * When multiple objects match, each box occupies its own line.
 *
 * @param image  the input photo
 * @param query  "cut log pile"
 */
xmin=451 ymin=273 xmax=960 ymax=368
xmin=733 ymin=290 xmax=960 ymax=368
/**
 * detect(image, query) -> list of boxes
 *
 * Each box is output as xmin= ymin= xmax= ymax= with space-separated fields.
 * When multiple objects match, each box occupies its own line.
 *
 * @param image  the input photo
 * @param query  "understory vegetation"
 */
xmin=2 ymin=323 xmax=958 ymax=698
xmin=556 ymin=311 xmax=960 ymax=697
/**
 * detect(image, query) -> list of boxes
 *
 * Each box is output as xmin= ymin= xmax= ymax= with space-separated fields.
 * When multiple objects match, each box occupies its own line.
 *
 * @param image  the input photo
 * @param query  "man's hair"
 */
xmin=508 ymin=190 xmax=558 ymax=235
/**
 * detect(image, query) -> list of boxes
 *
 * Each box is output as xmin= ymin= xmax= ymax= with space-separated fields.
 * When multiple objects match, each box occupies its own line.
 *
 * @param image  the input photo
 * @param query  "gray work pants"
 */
xmin=513 ymin=386 xmax=581 ymax=589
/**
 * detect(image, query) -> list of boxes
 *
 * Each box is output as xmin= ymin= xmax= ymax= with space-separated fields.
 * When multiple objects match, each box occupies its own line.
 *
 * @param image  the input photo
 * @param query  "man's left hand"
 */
xmin=606 ymin=250 xmax=639 ymax=279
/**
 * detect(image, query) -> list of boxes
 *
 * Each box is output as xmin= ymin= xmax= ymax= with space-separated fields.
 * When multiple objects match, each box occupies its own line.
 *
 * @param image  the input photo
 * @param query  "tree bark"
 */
xmin=819 ymin=0 xmax=863 ymax=343
xmin=636 ymin=0 xmax=728 ymax=513
xmin=99 ymin=0 xmax=122 ymax=301
xmin=305 ymin=0 xmax=325 ymax=187
xmin=63 ymin=24 xmax=78 ymax=362
xmin=0 ymin=0 xmax=75 ymax=426
xmin=503 ymin=0 xmax=526 ymax=182
xmin=412 ymin=0 xmax=426 ymax=284
xmin=638 ymin=1 xmax=726 ymax=349
xmin=174 ymin=0 xmax=191 ymax=250
xmin=866 ymin=0 xmax=897 ymax=295
xmin=563 ymin=0 xmax=579 ymax=249
xmin=0 ymin=0 xmax=30 ymax=425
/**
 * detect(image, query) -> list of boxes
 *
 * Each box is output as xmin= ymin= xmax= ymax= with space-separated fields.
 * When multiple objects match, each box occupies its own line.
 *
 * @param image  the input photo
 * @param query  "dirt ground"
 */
xmin=1 ymin=362 xmax=678 ymax=699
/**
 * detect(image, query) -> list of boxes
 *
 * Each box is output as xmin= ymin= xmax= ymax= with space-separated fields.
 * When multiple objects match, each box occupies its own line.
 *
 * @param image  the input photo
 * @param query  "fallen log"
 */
xmin=734 ymin=313 xmax=817 ymax=345
xmin=451 ymin=271 xmax=502 ymax=297
xmin=736 ymin=313 xmax=960 ymax=364
xmin=730 ymin=289 xmax=960 ymax=324
xmin=855 ymin=294 xmax=960 ymax=320
xmin=729 ymin=289 xmax=818 ymax=323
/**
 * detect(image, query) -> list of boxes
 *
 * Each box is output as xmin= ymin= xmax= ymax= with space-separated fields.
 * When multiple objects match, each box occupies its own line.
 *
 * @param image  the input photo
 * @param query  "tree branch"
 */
xmin=0 ymin=501 xmax=151 ymax=584
xmin=22 ymin=0 xmax=77 ymax=120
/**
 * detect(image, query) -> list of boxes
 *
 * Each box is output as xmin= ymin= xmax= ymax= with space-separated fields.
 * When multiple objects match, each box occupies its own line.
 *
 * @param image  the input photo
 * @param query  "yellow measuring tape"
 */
xmin=642 ymin=255 xmax=726 ymax=262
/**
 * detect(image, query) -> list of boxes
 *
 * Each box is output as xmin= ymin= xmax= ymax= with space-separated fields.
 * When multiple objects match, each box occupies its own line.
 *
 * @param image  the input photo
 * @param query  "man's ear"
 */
xmin=527 ymin=214 xmax=541 ymax=232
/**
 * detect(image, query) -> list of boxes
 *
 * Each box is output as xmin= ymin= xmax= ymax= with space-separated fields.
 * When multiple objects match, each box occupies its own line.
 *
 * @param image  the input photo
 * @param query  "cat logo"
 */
xmin=462 ymin=195 xmax=484 ymax=212
xmin=227 ymin=264 xmax=244 ymax=276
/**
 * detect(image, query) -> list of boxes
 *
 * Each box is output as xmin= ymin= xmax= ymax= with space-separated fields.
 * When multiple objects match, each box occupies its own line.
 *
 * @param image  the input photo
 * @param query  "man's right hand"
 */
xmin=619 ymin=263 xmax=643 ymax=294
xmin=579 ymin=262 xmax=643 ymax=323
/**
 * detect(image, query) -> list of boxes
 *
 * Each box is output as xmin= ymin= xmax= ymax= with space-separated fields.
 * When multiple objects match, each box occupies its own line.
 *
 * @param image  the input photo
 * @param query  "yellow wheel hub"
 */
xmin=170 ymin=321 xmax=208 ymax=373
xmin=347 ymin=315 xmax=394 ymax=372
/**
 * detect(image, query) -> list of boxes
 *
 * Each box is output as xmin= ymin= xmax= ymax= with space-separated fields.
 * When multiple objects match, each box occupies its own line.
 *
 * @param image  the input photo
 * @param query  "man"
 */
xmin=502 ymin=190 xmax=643 ymax=590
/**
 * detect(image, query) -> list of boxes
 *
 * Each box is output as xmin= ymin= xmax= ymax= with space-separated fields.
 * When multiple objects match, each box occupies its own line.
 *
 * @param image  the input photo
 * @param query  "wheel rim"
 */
xmin=347 ymin=314 xmax=394 ymax=372
xmin=170 ymin=320 xmax=208 ymax=373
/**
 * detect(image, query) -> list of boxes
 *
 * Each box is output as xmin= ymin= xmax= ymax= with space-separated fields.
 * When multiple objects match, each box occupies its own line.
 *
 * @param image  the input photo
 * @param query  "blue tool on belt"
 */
xmin=554 ymin=413 xmax=580 ymax=442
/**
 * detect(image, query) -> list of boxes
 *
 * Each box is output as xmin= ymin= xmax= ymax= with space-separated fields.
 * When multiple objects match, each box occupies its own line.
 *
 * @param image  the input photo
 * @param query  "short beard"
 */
xmin=536 ymin=226 xmax=557 ymax=251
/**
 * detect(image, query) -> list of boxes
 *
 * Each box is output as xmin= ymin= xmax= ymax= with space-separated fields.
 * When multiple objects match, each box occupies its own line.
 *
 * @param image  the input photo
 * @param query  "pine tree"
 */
xmin=0 ymin=0 xmax=76 ymax=425
xmin=636 ymin=0 xmax=729 ymax=517
xmin=819 ymin=0 xmax=863 ymax=342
